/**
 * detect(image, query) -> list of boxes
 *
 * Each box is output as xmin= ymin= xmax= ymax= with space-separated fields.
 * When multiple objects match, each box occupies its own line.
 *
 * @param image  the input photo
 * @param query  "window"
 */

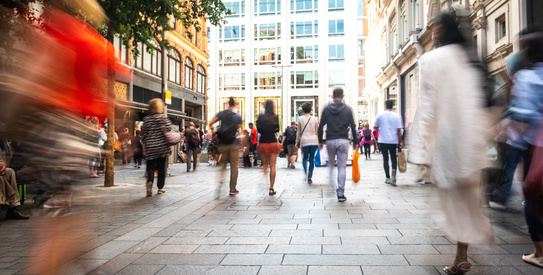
xmin=225 ymin=1 xmax=245 ymax=17
xmin=113 ymin=35 xmax=129 ymax=64
xmin=254 ymin=0 xmax=281 ymax=16
xmin=390 ymin=13 xmax=397 ymax=56
xmin=329 ymin=45 xmax=344 ymax=62
xmin=290 ymin=70 xmax=318 ymax=89
xmin=290 ymin=21 xmax=318 ymax=39
xmin=196 ymin=65 xmax=206 ymax=94
xmin=328 ymin=0 xmax=344 ymax=10
xmin=219 ymin=49 xmax=246 ymax=66
xmin=328 ymin=70 xmax=345 ymax=87
xmin=413 ymin=0 xmax=419 ymax=29
xmin=290 ymin=45 xmax=318 ymax=64
xmin=254 ymin=72 xmax=281 ymax=90
xmin=254 ymin=48 xmax=281 ymax=65
xmin=290 ymin=0 xmax=318 ymax=13
xmin=400 ymin=1 xmax=407 ymax=43
xmin=357 ymin=19 xmax=364 ymax=36
xmin=358 ymin=39 xmax=364 ymax=56
xmin=496 ymin=15 xmax=507 ymax=42
xmin=357 ymin=0 xmax=364 ymax=16
xmin=220 ymin=73 xmax=246 ymax=91
xmin=254 ymin=23 xmax=281 ymax=41
xmin=382 ymin=31 xmax=388 ymax=65
xmin=134 ymin=40 xmax=162 ymax=77
xmin=328 ymin=20 xmax=344 ymax=37
xmin=168 ymin=49 xmax=182 ymax=84
xmin=185 ymin=57 xmax=194 ymax=90
xmin=219 ymin=25 xmax=246 ymax=42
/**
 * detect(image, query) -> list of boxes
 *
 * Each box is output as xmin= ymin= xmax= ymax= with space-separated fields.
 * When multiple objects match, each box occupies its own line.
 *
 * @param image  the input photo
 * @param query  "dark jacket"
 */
xmin=318 ymin=100 xmax=358 ymax=144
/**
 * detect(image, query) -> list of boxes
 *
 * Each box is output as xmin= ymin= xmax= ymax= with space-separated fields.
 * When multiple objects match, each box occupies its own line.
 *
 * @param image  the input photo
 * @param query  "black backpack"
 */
xmin=188 ymin=129 xmax=200 ymax=147
xmin=363 ymin=131 xmax=371 ymax=140
xmin=285 ymin=127 xmax=297 ymax=143
xmin=218 ymin=112 xmax=238 ymax=145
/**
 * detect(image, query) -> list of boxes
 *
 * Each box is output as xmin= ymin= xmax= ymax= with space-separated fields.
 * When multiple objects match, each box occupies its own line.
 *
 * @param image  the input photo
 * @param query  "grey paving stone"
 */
xmin=173 ymin=229 xmax=212 ymax=237
xmin=499 ymin=244 xmax=534 ymax=254
xmin=116 ymin=264 xmax=165 ymax=275
xmin=115 ymin=227 xmax=164 ymax=241
xmin=230 ymin=224 xmax=298 ymax=230
xmin=164 ymin=237 xmax=228 ymax=245
xmin=469 ymin=254 xmax=526 ymax=266
xmin=387 ymin=236 xmax=452 ymax=245
xmin=91 ymin=253 xmax=142 ymax=275
xmin=514 ymin=265 xmax=543 ymax=275
xmin=257 ymin=265 xmax=307 ymax=275
xmin=124 ymin=237 xmax=168 ymax=254
xmin=184 ymin=224 xmax=234 ymax=230
xmin=290 ymin=236 xmax=341 ymax=245
xmin=297 ymin=223 xmax=339 ymax=230
xmin=311 ymin=218 xmax=352 ymax=224
xmin=324 ymin=229 xmax=401 ymax=237
xmin=433 ymin=244 xmax=509 ymax=254
xmin=340 ymin=236 xmax=390 ymax=245
xmin=351 ymin=218 xmax=399 ymax=224
xmin=156 ymin=265 xmax=260 ymax=275
xmin=57 ymin=259 xmax=108 ymax=275
xmin=270 ymin=229 xmax=323 ymax=237
xmin=362 ymin=266 xmax=440 ymax=275
xmin=207 ymin=229 xmax=271 ymax=237
xmin=81 ymin=241 xmax=139 ymax=259
xmin=134 ymin=254 xmax=226 ymax=265
xmin=308 ymin=265 xmax=362 ymax=275
xmin=266 ymin=245 xmax=321 ymax=254
xmin=149 ymin=245 xmax=199 ymax=254
xmin=226 ymin=237 xmax=291 ymax=245
xmin=404 ymin=254 xmax=459 ymax=266
xmin=322 ymin=244 xmax=380 ymax=254
xmin=378 ymin=244 xmax=440 ymax=255
xmin=337 ymin=223 xmax=378 ymax=230
xmin=194 ymin=244 xmax=268 ymax=254
xmin=152 ymin=223 xmax=186 ymax=237
xmin=220 ymin=254 xmax=283 ymax=266
xmin=260 ymin=219 xmax=311 ymax=224
xmin=283 ymin=254 xmax=409 ymax=266
xmin=461 ymin=266 xmax=524 ymax=275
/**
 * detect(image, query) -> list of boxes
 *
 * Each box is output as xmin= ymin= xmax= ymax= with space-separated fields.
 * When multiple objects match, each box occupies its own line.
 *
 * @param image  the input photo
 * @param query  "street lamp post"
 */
xmin=272 ymin=64 xmax=292 ymax=131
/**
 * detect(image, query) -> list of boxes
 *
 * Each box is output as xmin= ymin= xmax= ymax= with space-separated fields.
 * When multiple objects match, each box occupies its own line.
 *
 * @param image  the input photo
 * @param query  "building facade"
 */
xmin=357 ymin=0 xmax=370 ymax=126
xmin=207 ymin=0 xmax=359 ymax=131
xmin=364 ymin=0 xmax=542 ymax=132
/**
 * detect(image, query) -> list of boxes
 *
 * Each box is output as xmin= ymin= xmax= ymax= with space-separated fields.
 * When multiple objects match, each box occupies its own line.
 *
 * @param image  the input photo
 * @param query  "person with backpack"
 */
xmin=209 ymin=97 xmax=242 ymax=195
xmin=360 ymin=123 xmax=374 ymax=160
xmin=184 ymin=122 xmax=200 ymax=172
xmin=281 ymin=121 xmax=298 ymax=169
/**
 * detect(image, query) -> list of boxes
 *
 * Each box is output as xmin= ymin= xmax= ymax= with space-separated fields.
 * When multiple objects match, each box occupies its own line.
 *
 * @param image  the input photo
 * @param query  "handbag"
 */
xmin=295 ymin=117 xmax=312 ymax=148
xmin=352 ymin=150 xmax=360 ymax=183
xmin=523 ymin=146 xmax=543 ymax=221
xmin=397 ymin=150 xmax=407 ymax=173
xmin=164 ymin=128 xmax=180 ymax=146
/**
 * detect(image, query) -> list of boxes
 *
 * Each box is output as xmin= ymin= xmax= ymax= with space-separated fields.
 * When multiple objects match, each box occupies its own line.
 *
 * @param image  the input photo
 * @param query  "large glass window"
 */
xmin=413 ymin=0 xmax=419 ymax=29
xmin=357 ymin=0 xmax=364 ymax=16
xmin=290 ymin=20 xmax=318 ymax=39
xmin=400 ymin=1 xmax=407 ymax=43
xmin=254 ymin=23 xmax=281 ymax=41
xmin=185 ymin=57 xmax=194 ymax=90
xmin=196 ymin=65 xmax=206 ymax=94
xmin=254 ymin=0 xmax=281 ymax=16
xmin=219 ymin=25 xmax=246 ymax=42
xmin=328 ymin=0 xmax=344 ymax=10
xmin=390 ymin=13 xmax=397 ymax=56
xmin=225 ymin=1 xmax=245 ymax=17
xmin=254 ymin=48 xmax=281 ymax=65
xmin=328 ymin=70 xmax=345 ymax=87
xmin=219 ymin=49 xmax=245 ymax=66
xmin=358 ymin=39 xmax=364 ymax=56
xmin=328 ymin=44 xmax=344 ymax=62
xmin=290 ymin=0 xmax=318 ymax=13
xmin=328 ymin=19 xmax=344 ymax=37
xmin=168 ymin=49 xmax=181 ymax=84
xmin=357 ymin=19 xmax=364 ymax=36
xmin=220 ymin=73 xmax=246 ymax=91
xmin=134 ymin=40 xmax=162 ymax=77
xmin=114 ymin=35 xmax=129 ymax=64
xmin=290 ymin=70 xmax=318 ymax=89
xmin=290 ymin=45 xmax=318 ymax=64
xmin=254 ymin=72 xmax=281 ymax=90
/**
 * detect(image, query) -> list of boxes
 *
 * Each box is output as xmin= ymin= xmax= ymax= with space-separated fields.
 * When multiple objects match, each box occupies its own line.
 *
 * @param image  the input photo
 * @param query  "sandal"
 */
xmin=443 ymin=262 xmax=471 ymax=274
xmin=269 ymin=188 xmax=276 ymax=196
xmin=157 ymin=189 xmax=165 ymax=194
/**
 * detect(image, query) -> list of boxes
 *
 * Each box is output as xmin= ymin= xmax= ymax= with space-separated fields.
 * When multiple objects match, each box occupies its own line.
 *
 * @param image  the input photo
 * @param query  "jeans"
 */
xmin=363 ymin=143 xmax=371 ymax=158
xmin=380 ymin=143 xmax=397 ymax=178
xmin=187 ymin=147 xmax=198 ymax=170
xmin=302 ymin=145 xmax=318 ymax=179
xmin=146 ymin=157 xmax=167 ymax=189
xmin=490 ymin=144 xmax=524 ymax=205
xmin=326 ymin=139 xmax=350 ymax=197
xmin=219 ymin=144 xmax=240 ymax=192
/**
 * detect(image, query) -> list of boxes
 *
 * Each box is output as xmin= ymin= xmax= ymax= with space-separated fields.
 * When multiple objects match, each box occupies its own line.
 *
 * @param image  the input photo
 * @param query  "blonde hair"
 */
xmin=148 ymin=98 xmax=164 ymax=114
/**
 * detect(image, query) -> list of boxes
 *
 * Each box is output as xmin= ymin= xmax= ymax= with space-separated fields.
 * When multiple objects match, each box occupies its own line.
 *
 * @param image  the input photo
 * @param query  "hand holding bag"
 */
xmin=398 ymin=150 xmax=407 ymax=173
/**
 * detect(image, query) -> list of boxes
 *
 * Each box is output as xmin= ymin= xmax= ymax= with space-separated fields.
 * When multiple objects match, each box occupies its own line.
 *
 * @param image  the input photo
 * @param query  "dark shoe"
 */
xmin=308 ymin=178 xmax=313 ymax=184
xmin=269 ymin=188 xmax=276 ymax=196
xmin=338 ymin=196 xmax=347 ymax=202
xmin=146 ymin=181 xmax=153 ymax=197
xmin=6 ymin=208 xmax=29 ymax=220
xmin=187 ymin=168 xmax=191 ymax=172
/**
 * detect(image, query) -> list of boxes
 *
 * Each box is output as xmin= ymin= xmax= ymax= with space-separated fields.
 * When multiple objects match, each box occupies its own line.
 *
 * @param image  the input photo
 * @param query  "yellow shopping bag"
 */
xmin=352 ymin=150 xmax=360 ymax=183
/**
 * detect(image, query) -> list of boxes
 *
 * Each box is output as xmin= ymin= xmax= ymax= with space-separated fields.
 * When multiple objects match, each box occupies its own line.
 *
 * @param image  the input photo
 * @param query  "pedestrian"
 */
xmin=241 ymin=129 xmax=252 ymax=168
xmin=141 ymin=98 xmax=172 ymax=196
xmin=297 ymin=102 xmax=319 ymax=184
xmin=184 ymin=122 xmax=200 ymax=172
xmin=374 ymin=100 xmax=403 ymax=186
xmin=131 ymin=130 xmax=143 ymax=168
xmin=372 ymin=126 xmax=380 ymax=154
xmin=281 ymin=121 xmax=298 ymax=168
xmin=209 ymin=97 xmax=242 ymax=195
xmin=120 ymin=127 xmax=131 ymax=165
xmin=256 ymin=100 xmax=282 ymax=195
xmin=86 ymin=117 xmax=100 ymax=178
xmin=249 ymin=122 xmax=259 ymax=167
xmin=0 ymin=159 xmax=29 ymax=219
xmin=196 ymin=124 xmax=204 ymax=163
xmin=360 ymin=123 xmax=374 ymax=160
xmin=318 ymin=88 xmax=359 ymax=202
xmin=409 ymin=11 xmax=495 ymax=274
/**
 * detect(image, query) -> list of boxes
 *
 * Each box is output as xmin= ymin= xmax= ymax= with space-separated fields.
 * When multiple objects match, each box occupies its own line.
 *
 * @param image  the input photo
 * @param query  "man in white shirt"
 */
xmin=374 ymin=100 xmax=404 ymax=186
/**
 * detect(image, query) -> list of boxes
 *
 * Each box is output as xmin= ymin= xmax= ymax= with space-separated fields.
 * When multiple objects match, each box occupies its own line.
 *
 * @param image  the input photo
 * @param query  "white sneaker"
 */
xmin=391 ymin=169 xmax=397 ymax=184
xmin=385 ymin=178 xmax=392 ymax=184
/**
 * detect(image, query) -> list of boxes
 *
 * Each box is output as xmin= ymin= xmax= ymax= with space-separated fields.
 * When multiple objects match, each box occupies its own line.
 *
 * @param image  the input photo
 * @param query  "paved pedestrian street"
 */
xmin=0 ymin=154 xmax=540 ymax=275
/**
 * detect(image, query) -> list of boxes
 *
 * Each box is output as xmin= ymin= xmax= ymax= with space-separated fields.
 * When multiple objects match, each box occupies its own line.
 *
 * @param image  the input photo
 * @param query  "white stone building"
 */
xmin=207 ymin=0 xmax=359 ymax=131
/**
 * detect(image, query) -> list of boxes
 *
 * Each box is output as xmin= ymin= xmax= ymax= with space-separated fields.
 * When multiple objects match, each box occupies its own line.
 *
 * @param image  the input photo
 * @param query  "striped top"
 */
xmin=141 ymin=114 xmax=172 ymax=160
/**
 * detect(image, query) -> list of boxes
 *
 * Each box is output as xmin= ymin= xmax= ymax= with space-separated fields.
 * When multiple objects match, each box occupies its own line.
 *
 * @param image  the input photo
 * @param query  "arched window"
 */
xmin=185 ymin=57 xmax=194 ymax=90
xmin=134 ymin=40 xmax=162 ymax=77
xmin=196 ymin=65 xmax=206 ymax=94
xmin=168 ymin=49 xmax=181 ymax=84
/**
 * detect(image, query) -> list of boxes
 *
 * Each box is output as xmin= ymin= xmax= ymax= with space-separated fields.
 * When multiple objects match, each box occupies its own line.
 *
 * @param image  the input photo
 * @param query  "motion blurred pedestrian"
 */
xmin=375 ymin=100 xmax=403 ymax=186
xmin=256 ymin=100 xmax=282 ymax=195
xmin=360 ymin=123 xmax=374 ymax=160
xmin=131 ymin=130 xmax=143 ymax=168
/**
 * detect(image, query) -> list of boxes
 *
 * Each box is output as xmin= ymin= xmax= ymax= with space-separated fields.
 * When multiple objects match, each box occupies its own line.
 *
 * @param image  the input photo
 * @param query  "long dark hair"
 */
xmin=264 ymin=100 xmax=275 ymax=117
xmin=435 ymin=12 xmax=466 ymax=47
xmin=524 ymin=32 xmax=543 ymax=67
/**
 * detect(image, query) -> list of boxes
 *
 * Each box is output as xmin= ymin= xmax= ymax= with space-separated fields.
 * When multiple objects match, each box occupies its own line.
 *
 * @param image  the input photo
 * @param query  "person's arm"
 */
xmin=349 ymin=109 xmax=359 ymax=150
xmin=397 ymin=128 xmax=404 ymax=149
xmin=209 ymin=116 xmax=219 ymax=126
xmin=318 ymin=110 xmax=328 ymax=148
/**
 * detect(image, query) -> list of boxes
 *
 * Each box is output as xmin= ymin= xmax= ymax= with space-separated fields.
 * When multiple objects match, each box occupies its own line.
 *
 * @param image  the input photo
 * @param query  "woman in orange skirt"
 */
xmin=256 ymin=100 xmax=282 ymax=195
